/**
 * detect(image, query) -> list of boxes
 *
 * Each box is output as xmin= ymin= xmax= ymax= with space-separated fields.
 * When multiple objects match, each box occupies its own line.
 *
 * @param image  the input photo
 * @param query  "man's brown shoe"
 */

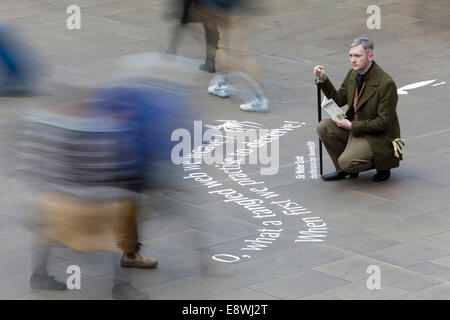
xmin=120 ymin=252 xmax=158 ymax=269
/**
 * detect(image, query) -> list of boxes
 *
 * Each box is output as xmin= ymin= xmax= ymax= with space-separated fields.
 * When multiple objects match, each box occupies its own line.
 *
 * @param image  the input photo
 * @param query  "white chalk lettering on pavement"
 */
xmin=177 ymin=120 xmax=327 ymax=263
xmin=307 ymin=141 xmax=319 ymax=179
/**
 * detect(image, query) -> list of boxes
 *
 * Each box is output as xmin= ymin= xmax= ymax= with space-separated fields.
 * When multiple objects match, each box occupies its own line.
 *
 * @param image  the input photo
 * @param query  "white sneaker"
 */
xmin=239 ymin=98 xmax=269 ymax=112
xmin=208 ymin=81 xmax=230 ymax=98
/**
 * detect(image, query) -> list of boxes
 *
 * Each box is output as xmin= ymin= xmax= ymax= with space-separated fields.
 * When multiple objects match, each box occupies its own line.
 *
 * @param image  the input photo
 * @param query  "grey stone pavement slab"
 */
xmin=1 ymin=0 xmax=450 ymax=300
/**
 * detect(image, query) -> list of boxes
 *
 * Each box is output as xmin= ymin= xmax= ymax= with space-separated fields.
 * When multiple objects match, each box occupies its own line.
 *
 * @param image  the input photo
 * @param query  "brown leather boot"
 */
xmin=120 ymin=252 xmax=158 ymax=269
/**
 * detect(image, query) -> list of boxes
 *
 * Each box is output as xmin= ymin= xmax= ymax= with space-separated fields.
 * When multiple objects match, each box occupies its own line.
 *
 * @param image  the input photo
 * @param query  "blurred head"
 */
xmin=349 ymin=37 xmax=374 ymax=74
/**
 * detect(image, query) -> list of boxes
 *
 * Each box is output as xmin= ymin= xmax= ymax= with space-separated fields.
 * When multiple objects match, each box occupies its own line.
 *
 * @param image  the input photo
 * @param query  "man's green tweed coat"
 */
xmin=319 ymin=61 xmax=402 ymax=171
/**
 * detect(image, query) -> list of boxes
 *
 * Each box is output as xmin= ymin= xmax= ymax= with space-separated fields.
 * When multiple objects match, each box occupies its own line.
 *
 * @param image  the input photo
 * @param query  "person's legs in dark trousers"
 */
xmin=199 ymin=21 xmax=218 ymax=72
xmin=0 ymin=25 xmax=37 ymax=94
xmin=0 ymin=26 xmax=23 ymax=84
xmin=30 ymin=237 xmax=67 ymax=290
xmin=167 ymin=0 xmax=217 ymax=73
xmin=0 ymin=43 xmax=20 ymax=78
xmin=167 ymin=0 xmax=193 ymax=55
xmin=187 ymin=3 xmax=219 ymax=73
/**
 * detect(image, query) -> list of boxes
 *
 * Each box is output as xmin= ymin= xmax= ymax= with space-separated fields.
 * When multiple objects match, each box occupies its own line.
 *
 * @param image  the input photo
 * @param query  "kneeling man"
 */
xmin=314 ymin=37 xmax=403 ymax=182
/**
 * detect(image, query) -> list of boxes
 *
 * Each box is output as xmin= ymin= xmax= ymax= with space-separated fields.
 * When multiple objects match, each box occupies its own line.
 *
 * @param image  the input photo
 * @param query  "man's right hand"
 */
xmin=313 ymin=66 xmax=327 ymax=83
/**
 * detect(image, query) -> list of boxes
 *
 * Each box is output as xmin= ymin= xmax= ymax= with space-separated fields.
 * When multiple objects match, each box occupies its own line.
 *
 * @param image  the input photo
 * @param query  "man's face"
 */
xmin=349 ymin=44 xmax=373 ymax=73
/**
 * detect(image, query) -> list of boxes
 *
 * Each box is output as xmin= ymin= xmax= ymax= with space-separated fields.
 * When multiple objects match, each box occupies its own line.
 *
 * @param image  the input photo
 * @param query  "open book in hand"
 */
xmin=321 ymin=97 xmax=345 ymax=120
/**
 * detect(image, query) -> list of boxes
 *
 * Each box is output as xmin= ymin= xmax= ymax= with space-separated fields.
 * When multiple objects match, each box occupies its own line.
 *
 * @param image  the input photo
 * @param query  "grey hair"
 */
xmin=350 ymin=37 xmax=373 ymax=53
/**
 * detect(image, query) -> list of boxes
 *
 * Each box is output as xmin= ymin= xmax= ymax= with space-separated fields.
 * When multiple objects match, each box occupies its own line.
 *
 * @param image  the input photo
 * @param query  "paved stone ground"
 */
xmin=1 ymin=0 xmax=450 ymax=300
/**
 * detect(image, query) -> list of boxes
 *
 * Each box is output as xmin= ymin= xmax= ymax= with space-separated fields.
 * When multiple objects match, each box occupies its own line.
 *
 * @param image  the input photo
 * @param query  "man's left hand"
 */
xmin=332 ymin=117 xmax=352 ymax=130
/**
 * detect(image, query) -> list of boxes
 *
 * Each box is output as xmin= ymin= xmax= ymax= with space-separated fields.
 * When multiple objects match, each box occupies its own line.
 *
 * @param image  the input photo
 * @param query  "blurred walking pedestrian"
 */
xmin=191 ymin=0 xmax=269 ymax=112
xmin=18 ymin=80 xmax=184 ymax=299
xmin=0 ymin=25 xmax=40 ymax=95
xmin=166 ymin=0 xmax=217 ymax=73
xmin=165 ymin=1 xmax=269 ymax=112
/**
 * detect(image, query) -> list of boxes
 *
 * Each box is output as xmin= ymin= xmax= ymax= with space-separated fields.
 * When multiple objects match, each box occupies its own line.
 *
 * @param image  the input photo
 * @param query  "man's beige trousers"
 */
xmin=317 ymin=119 xmax=374 ymax=173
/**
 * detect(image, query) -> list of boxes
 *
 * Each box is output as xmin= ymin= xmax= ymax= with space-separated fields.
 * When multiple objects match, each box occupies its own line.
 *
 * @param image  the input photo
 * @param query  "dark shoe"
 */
xmin=112 ymin=282 xmax=149 ymax=300
xmin=120 ymin=252 xmax=158 ymax=269
xmin=29 ymin=272 xmax=67 ymax=290
xmin=372 ymin=169 xmax=390 ymax=182
xmin=199 ymin=58 xmax=216 ymax=73
xmin=322 ymin=171 xmax=359 ymax=181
